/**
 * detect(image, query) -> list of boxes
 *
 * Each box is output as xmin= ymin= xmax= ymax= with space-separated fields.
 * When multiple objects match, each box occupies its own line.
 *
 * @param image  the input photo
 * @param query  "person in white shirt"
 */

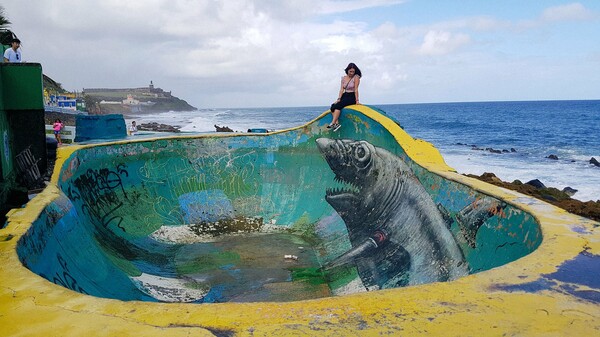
xmin=3 ymin=38 xmax=22 ymax=63
xmin=129 ymin=121 xmax=138 ymax=135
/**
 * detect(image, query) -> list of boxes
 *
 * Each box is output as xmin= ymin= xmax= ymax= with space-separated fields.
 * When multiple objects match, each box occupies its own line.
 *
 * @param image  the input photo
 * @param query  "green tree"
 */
xmin=0 ymin=6 xmax=11 ymax=29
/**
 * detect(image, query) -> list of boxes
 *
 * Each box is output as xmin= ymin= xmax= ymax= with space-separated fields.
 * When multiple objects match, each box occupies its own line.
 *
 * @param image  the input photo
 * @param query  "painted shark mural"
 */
xmin=316 ymin=138 xmax=505 ymax=289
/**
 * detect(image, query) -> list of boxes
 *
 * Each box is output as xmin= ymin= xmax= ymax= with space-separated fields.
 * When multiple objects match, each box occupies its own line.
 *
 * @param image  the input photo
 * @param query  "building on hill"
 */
xmin=122 ymin=94 xmax=139 ymax=105
xmin=44 ymin=90 xmax=86 ymax=113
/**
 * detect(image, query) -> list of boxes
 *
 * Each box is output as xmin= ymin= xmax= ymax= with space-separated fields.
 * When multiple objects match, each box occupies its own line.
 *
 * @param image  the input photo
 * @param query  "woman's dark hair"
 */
xmin=344 ymin=63 xmax=362 ymax=77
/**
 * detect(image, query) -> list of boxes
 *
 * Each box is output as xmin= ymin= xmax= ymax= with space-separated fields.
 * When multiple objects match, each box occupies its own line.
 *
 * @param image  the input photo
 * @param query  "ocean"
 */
xmin=127 ymin=100 xmax=600 ymax=202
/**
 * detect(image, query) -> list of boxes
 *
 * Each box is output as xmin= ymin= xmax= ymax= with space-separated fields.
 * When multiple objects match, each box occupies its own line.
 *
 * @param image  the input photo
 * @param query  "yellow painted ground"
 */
xmin=1 ymin=107 xmax=599 ymax=336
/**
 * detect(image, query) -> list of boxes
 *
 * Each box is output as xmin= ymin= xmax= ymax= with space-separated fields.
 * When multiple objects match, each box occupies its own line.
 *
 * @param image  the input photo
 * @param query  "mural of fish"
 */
xmin=316 ymin=138 xmax=469 ymax=289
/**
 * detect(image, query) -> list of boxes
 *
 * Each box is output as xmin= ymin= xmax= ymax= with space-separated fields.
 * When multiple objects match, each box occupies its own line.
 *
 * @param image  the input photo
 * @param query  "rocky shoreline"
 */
xmin=467 ymin=172 xmax=600 ymax=222
xmin=457 ymin=142 xmax=600 ymax=167
xmin=137 ymin=122 xmax=181 ymax=133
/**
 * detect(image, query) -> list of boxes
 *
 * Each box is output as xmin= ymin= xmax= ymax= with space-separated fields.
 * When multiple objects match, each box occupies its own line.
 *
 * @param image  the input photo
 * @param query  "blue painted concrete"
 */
xmin=74 ymin=114 xmax=127 ymax=142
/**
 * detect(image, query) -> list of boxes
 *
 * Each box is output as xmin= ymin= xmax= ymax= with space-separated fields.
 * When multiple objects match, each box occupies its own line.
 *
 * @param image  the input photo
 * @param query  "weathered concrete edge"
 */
xmin=1 ymin=106 xmax=599 ymax=336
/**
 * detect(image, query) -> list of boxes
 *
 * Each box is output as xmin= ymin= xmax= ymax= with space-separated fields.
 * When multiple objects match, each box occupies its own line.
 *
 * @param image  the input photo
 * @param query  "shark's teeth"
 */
xmin=326 ymin=185 xmax=360 ymax=196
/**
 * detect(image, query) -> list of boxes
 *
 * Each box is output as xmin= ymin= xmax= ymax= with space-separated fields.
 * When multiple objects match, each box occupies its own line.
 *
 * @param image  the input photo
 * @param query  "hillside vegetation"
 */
xmin=43 ymin=74 xmax=68 ymax=94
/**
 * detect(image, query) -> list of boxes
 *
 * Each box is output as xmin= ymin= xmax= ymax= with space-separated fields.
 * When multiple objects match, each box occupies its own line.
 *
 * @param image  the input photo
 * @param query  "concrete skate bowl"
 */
xmin=2 ymin=105 xmax=599 ymax=336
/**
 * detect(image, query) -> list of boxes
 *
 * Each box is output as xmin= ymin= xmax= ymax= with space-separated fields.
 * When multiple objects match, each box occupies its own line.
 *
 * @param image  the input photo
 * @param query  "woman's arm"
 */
xmin=354 ymin=76 xmax=360 ymax=104
xmin=336 ymin=77 xmax=345 ymax=102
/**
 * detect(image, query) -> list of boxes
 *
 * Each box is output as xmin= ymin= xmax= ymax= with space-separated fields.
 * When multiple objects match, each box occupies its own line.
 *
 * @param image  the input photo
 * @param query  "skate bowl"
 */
xmin=1 ymin=105 xmax=599 ymax=336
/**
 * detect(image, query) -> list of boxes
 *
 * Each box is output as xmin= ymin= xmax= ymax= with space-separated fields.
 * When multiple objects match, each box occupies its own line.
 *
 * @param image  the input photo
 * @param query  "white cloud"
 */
xmin=541 ymin=2 xmax=596 ymax=22
xmin=2 ymin=0 xmax=598 ymax=108
xmin=417 ymin=30 xmax=471 ymax=56
xmin=317 ymin=0 xmax=406 ymax=15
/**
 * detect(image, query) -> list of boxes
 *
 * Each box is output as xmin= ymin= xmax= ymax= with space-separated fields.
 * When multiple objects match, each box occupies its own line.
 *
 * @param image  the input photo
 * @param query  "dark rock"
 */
xmin=526 ymin=179 xmax=546 ymax=189
xmin=547 ymin=154 xmax=559 ymax=160
xmin=486 ymin=148 xmax=502 ymax=154
xmin=590 ymin=157 xmax=600 ymax=167
xmin=480 ymin=172 xmax=503 ymax=183
xmin=512 ymin=180 xmax=523 ymax=185
xmin=540 ymin=187 xmax=570 ymax=202
xmin=470 ymin=146 xmax=513 ymax=154
xmin=562 ymin=187 xmax=578 ymax=197
xmin=138 ymin=122 xmax=181 ymax=133
xmin=215 ymin=124 xmax=234 ymax=132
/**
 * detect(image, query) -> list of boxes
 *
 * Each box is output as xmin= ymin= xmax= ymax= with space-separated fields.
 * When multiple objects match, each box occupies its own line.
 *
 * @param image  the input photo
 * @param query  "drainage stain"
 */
xmin=546 ymin=250 xmax=600 ymax=289
xmin=492 ymin=250 xmax=600 ymax=304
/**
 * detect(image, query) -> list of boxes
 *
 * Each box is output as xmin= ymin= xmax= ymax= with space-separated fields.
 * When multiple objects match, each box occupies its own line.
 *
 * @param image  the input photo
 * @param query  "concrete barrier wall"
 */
xmin=74 ymin=114 xmax=127 ymax=142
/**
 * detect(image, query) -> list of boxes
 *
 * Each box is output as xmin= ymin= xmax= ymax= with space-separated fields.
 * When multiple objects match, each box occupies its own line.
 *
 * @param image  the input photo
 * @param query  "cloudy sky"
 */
xmin=3 ymin=0 xmax=599 ymax=108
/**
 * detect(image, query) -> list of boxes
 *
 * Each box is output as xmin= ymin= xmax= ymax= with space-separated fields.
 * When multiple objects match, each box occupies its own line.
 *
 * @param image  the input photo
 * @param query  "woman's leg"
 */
xmin=330 ymin=93 xmax=356 ymax=126
xmin=331 ymin=109 xmax=341 ymax=125
xmin=57 ymin=133 xmax=62 ymax=145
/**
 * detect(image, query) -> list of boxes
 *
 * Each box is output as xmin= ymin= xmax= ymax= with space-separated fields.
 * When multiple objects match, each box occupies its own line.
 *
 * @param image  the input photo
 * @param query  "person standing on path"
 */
xmin=3 ymin=38 xmax=22 ymax=63
xmin=53 ymin=119 xmax=64 ymax=145
xmin=129 ymin=121 xmax=138 ymax=135
xmin=328 ymin=63 xmax=362 ymax=131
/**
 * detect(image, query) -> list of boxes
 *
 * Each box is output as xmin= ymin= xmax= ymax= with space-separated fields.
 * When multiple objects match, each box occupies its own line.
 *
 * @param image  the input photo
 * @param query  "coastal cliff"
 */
xmin=83 ymin=81 xmax=196 ymax=115
xmin=42 ymin=75 xmax=196 ymax=115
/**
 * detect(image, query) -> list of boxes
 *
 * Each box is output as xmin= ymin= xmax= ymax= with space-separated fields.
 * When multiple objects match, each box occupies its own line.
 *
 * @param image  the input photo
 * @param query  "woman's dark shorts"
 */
xmin=330 ymin=92 xmax=356 ymax=112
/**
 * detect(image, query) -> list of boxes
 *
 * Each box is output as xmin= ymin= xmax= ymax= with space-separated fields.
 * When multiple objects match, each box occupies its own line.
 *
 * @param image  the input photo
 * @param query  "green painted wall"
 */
xmin=0 ymin=63 xmax=46 ymax=221
xmin=1 ymin=63 xmax=44 ymax=110
xmin=0 ymin=66 xmax=10 ymax=179
xmin=0 ymin=112 xmax=11 ymax=180
xmin=0 ymin=64 xmax=46 ymax=181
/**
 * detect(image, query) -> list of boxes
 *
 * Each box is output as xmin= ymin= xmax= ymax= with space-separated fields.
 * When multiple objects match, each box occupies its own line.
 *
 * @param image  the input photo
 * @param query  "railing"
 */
xmin=44 ymin=105 xmax=88 ymax=115
xmin=45 ymin=125 xmax=76 ymax=143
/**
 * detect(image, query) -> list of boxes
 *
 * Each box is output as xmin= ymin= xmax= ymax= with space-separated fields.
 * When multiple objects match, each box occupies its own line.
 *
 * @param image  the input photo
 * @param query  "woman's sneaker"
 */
xmin=333 ymin=123 xmax=341 ymax=131
xmin=326 ymin=124 xmax=333 ymax=129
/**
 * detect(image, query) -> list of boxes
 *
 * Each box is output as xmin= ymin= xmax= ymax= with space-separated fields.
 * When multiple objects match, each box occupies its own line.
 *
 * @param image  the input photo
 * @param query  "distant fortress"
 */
xmin=81 ymin=80 xmax=196 ymax=114
xmin=83 ymin=81 xmax=172 ymax=98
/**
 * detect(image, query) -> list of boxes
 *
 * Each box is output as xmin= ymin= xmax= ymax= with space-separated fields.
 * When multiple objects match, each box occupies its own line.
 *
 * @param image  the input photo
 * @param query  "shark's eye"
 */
xmin=353 ymin=143 xmax=371 ymax=169
xmin=356 ymin=146 xmax=366 ymax=159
